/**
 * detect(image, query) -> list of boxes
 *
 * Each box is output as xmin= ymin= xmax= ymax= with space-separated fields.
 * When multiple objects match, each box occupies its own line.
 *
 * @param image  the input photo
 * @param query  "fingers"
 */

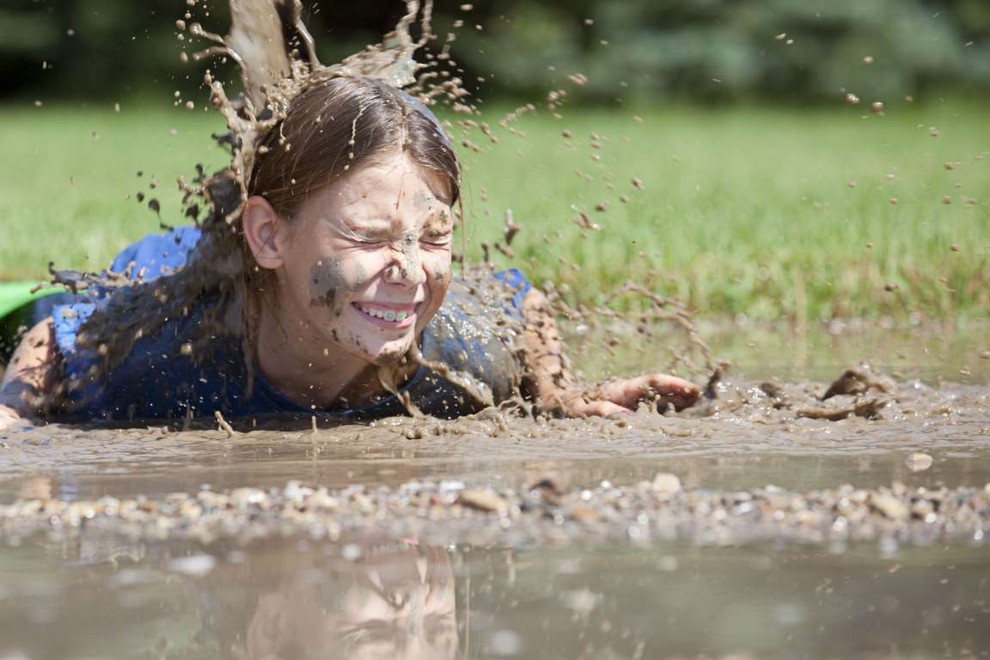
xmin=568 ymin=399 xmax=633 ymax=418
xmin=651 ymin=374 xmax=701 ymax=410
xmin=596 ymin=374 xmax=700 ymax=411
xmin=540 ymin=373 xmax=700 ymax=418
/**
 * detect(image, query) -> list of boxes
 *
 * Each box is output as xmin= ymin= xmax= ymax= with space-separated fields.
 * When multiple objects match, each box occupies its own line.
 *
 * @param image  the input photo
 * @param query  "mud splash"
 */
xmin=42 ymin=0 xmax=517 ymax=416
xmin=185 ymin=0 xmax=440 ymax=204
xmin=45 ymin=0 xmax=714 ymax=416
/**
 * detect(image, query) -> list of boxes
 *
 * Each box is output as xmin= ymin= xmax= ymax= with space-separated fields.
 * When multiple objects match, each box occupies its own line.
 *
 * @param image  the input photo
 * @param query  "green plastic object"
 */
xmin=0 ymin=282 xmax=60 ymax=321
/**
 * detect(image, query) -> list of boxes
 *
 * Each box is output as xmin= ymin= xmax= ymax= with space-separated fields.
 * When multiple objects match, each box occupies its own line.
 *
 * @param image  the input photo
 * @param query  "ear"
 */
xmin=242 ymin=195 xmax=285 ymax=270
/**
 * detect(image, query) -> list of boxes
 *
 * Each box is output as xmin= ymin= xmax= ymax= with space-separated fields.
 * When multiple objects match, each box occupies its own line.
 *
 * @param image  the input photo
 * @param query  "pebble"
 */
xmin=1 ymin=477 xmax=988 ymax=551
xmin=651 ymin=473 xmax=682 ymax=498
xmin=905 ymin=452 xmax=934 ymax=472
xmin=458 ymin=488 xmax=508 ymax=514
xmin=870 ymin=492 xmax=908 ymax=521
xmin=566 ymin=505 xmax=599 ymax=522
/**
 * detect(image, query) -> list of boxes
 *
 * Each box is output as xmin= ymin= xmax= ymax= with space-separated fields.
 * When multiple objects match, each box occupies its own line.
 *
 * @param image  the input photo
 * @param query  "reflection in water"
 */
xmin=202 ymin=540 xmax=457 ymax=659
xmin=1 ymin=535 xmax=988 ymax=658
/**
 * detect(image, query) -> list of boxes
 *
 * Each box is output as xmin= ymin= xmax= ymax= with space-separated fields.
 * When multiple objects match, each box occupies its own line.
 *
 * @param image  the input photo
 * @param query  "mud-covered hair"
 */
xmin=251 ymin=76 xmax=460 ymax=213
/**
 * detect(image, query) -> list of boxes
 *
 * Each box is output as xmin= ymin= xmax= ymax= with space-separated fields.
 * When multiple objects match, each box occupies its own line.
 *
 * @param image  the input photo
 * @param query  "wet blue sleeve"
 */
xmin=51 ymin=226 xmax=203 ymax=406
xmin=51 ymin=302 xmax=99 ymax=405
xmin=492 ymin=268 xmax=531 ymax=315
xmin=108 ymin=225 xmax=202 ymax=283
xmin=52 ymin=302 xmax=96 ymax=360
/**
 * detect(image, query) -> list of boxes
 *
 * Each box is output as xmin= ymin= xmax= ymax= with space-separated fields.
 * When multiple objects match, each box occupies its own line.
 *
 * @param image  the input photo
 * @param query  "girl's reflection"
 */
xmin=237 ymin=540 xmax=457 ymax=660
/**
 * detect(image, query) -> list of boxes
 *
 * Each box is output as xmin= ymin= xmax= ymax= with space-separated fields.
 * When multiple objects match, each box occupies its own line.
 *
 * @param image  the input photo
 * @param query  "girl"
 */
xmin=0 ymin=77 xmax=698 ymax=429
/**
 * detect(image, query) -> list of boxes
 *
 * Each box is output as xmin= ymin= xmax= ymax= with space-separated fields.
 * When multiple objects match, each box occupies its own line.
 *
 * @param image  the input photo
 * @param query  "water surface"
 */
xmin=1 ymin=325 xmax=988 ymax=658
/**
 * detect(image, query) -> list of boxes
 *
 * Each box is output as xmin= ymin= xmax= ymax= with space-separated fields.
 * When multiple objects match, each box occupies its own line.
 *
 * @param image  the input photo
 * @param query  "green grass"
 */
xmin=0 ymin=102 xmax=228 ymax=278
xmin=0 ymin=98 xmax=987 ymax=322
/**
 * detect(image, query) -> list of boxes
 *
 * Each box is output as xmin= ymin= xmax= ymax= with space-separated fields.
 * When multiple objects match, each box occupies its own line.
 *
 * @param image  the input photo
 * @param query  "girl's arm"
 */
xmin=0 ymin=318 xmax=59 ymax=430
xmin=519 ymin=289 xmax=700 ymax=417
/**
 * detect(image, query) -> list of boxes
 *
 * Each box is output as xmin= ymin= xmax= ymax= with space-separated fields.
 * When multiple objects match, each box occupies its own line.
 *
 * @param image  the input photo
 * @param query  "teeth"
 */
xmin=358 ymin=305 xmax=409 ymax=322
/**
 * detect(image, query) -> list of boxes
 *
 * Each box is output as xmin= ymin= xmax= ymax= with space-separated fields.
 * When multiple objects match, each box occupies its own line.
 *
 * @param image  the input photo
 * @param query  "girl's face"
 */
xmin=272 ymin=152 xmax=454 ymax=365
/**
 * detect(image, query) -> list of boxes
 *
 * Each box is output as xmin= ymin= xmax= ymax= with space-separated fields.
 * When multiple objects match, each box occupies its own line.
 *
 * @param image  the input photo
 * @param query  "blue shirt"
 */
xmin=52 ymin=227 xmax=531 ymax=423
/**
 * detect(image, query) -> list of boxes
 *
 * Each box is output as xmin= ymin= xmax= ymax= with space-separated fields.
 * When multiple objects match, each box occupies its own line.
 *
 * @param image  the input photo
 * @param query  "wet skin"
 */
xmin=246 ymin=151 xmax=453 ymax=409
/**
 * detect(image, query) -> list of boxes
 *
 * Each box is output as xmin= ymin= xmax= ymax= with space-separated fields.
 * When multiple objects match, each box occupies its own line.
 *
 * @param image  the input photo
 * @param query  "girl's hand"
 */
xmin=542 ymin=373 xmax=700 ymax=418
xmin=519 ymin=288 xmax=700 ymax=418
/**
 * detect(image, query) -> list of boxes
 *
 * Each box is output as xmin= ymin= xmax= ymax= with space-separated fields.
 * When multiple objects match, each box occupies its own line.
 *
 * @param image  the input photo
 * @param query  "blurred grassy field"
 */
xmin=0 ymin=98 xmax=986 ymax=322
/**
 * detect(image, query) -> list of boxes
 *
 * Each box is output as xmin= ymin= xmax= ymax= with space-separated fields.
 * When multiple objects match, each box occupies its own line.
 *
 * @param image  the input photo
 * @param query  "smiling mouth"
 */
xmin=353 ymin=303 xmax=416 ymax=324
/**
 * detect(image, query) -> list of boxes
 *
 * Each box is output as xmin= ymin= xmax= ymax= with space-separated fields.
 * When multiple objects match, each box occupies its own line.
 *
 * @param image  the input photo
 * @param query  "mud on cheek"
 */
xmin=432 ymin=265 xmax=450 ymax=282
xmin=309 ymin=258 xmax=345 ymax=313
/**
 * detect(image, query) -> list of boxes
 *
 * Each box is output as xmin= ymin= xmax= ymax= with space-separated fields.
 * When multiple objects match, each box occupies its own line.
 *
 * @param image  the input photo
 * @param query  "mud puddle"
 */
xmin=2 ymin=322 xmax=987 ymax=502
xmin=1 ymin=327 xmax=988 ymax=658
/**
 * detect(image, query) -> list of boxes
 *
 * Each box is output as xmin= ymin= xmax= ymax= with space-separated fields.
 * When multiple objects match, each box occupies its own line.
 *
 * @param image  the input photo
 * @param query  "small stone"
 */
xmin=905 ymin=453 xmax=933 ymax=472
xmin=651 ymin=473 xmax=682 ymax=497
xmin=567 ymin=505 xmax=599 ymax=522
xmin=911 ymin=499 xmax=934 ymax=519
xmin=459 ymin=488 xmax=508 ymax=514
xmin=870 ymin=493 xmax=908 ymax=521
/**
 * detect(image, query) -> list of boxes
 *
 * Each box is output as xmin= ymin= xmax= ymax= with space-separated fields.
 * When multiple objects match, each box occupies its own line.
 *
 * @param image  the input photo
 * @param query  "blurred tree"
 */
xmin=1 ymin=0 xmax=987 ymax=104
xmin=442 ymin=0 xmax=990 ymax=103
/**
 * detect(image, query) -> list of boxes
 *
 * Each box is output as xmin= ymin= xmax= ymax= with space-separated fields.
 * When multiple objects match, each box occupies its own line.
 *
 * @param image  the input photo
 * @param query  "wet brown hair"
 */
xmin=251 ymin=76 xmax=460 ymax=215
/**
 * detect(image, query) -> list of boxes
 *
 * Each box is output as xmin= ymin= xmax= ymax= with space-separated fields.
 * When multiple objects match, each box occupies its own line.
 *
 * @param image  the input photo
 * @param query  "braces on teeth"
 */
xmin=361 ymin=306 xmax=409 ymax=322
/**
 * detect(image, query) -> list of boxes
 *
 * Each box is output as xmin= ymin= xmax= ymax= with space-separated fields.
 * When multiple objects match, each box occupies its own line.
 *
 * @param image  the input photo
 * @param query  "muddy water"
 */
xmin=1 ymin=326 xmax=988 ymax=659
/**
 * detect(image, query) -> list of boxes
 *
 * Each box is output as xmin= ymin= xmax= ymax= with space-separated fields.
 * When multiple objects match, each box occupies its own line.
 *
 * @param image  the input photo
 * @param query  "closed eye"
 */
xmin=341 ymin=228 xmax=390 ymax=245
xmin=354 ymin=235 xmax=389 ymax=245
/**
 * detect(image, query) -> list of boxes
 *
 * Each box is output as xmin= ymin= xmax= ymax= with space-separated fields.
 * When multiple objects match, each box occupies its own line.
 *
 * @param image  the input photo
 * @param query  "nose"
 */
xmin=383 ymin=237 xmax=426 ymax=287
